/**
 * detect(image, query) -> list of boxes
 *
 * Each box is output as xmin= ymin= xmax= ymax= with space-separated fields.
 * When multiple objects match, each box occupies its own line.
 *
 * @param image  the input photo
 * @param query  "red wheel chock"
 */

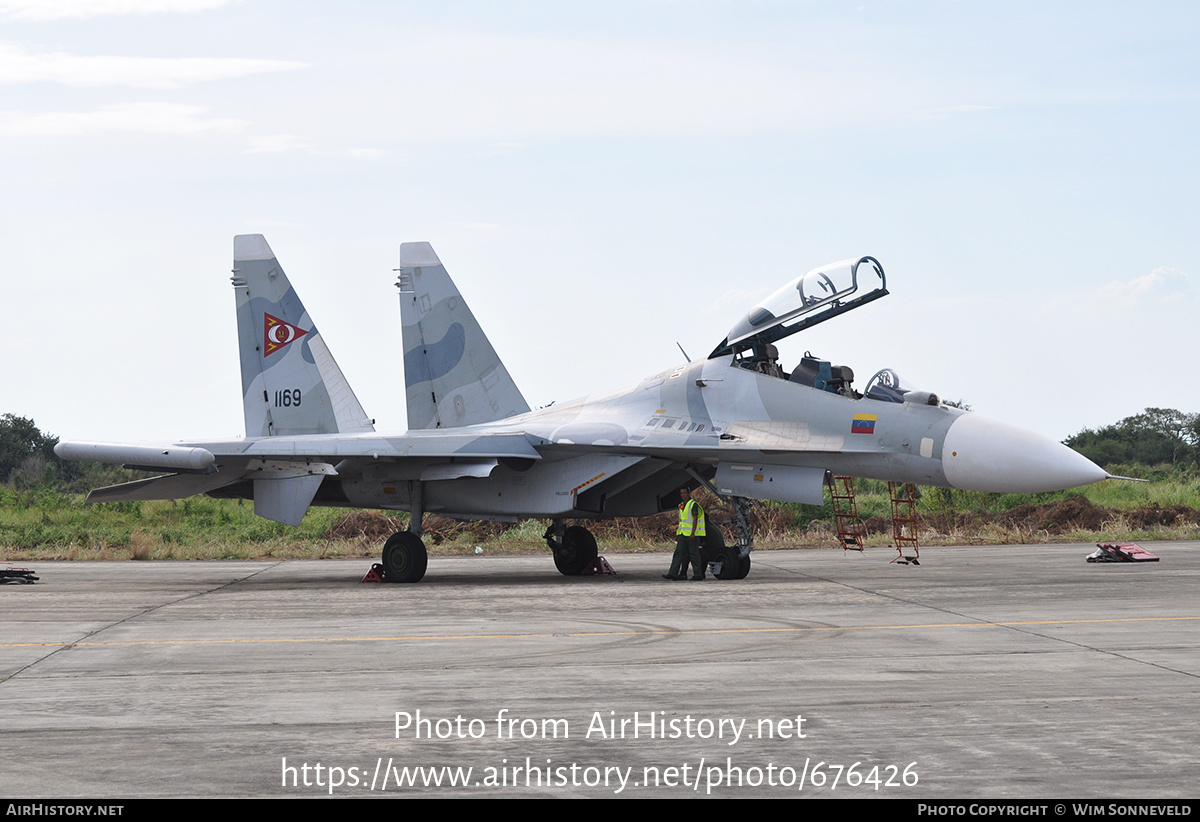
xmin=581 ymin=556 xmax=617 ymax=576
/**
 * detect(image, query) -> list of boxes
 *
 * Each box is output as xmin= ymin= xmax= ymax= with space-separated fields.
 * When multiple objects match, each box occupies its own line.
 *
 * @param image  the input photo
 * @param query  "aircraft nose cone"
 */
xmin=942 ymin=413 xmax=1107 ymax=493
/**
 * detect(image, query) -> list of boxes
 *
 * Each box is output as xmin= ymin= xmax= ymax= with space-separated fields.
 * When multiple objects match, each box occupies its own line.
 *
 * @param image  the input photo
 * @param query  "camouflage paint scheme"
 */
xmin=57 ymin=236 xmax=1106 ymax=574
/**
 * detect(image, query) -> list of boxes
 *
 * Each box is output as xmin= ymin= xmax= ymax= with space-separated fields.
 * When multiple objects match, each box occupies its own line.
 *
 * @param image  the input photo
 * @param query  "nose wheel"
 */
xmin=701 ymin=526 xmax=751 ymax=580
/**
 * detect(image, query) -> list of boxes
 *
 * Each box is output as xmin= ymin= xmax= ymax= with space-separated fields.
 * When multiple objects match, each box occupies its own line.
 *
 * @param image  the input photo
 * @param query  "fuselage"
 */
xmin=196 ymin=354 xmax=1104 ymax=521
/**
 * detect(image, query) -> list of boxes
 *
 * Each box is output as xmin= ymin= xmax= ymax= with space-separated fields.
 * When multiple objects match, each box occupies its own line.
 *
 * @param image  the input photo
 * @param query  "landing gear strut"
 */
xmin=728 ymin=496 xmax=754 ymax=579
xmin=381 ymin=480 xmax=428 ymax=583
xmin=545 ymin=521 xmax=598 ymax=575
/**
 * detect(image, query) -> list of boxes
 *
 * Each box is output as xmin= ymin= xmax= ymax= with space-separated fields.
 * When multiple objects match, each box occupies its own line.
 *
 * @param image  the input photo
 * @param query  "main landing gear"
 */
xmin=382 ymin=531 xmax=428 ymax=583
xmin=544 ymin=521 xmax=599 ymax=575
xmin=381 ymin=481 xmax=428 ymax=583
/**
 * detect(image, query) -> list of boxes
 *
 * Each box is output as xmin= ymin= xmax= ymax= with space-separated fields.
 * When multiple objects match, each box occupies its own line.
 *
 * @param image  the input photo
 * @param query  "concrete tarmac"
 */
xmin=1 ymin=542 xmax=1197 ymax=798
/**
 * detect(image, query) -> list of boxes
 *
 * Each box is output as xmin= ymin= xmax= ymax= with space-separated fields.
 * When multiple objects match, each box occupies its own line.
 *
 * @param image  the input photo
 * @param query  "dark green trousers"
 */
xmin=668 ymin=535 xmax=703 ymax=579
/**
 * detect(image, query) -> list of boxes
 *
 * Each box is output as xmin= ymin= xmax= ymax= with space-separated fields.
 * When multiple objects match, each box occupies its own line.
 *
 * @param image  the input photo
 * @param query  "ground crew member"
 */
xmin=664 ymin=486 xmax=706 ymax=580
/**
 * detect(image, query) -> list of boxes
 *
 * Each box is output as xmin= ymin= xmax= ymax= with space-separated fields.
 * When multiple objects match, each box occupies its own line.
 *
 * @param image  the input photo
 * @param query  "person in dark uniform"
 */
xmin=663 ymin=486 xmax=706 ymax=580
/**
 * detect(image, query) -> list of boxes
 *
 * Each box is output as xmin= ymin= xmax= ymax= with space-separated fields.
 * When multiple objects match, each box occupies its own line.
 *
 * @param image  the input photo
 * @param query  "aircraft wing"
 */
xmin=58 ymin=431 xmax=549 ymax=524
xmin=183 ymin=430 xmax=548 ymax=461
xmin=60 ymin=419 xmax=840 ymax=521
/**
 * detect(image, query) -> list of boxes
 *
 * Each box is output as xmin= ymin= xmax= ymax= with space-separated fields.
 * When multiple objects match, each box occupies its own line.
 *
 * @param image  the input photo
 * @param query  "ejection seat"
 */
xmin=790 ymin=355 xmax=855 ymax=396
xmin=748 ymin=343 xmax=785 ymax=379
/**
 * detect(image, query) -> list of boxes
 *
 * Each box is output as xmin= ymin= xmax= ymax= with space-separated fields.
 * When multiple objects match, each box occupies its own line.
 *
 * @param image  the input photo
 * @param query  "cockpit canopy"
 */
xmin=709 ymin=255 xmax=938 ymax=406
xmin=709 ymin=255 xmax=887 ymax=359
xmin=863 ymin=368 xmax=939 ymax=406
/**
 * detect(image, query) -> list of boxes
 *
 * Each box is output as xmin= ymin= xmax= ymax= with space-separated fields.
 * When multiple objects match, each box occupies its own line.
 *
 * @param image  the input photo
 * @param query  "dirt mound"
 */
xmin=421 ymin=516 xmax=513 ymax=545
xmin=862 ymin=515 xmax=892 ymax=535
xmin=923 ymin=496 xmax=1200 ymax=537
xmin=918 ymin=509 xmax=987 ymax=535
xmin=590 ymin=512 xmax=675 ymax=543
xmin=326 ymin=510 xmax=521 ymax=545
xmin=324 ymin=493 xmax=1200 ymax=550
xmin=1123 ymin=504 xmax=1200 ymax=528
xmin=325 ymin=510 xmax=407 ymax=540
xmin=992 ymin=496 xmax=1109 ymax=533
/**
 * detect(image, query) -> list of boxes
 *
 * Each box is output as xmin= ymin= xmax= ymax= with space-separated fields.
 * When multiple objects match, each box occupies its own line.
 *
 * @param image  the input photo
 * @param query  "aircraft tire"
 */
xmin=735 ymin=555 xmax=751 ymax=579
xmin=701 ymin=526 xmax=725 ymax=564
xmin=713 ymin=543 xmax=741 ymax=580
xmin=382 ymin=531 xmax=428 ymax=583
xmin=554 ymin=525 xmax=598 ymax=575
xmin=702 ymin=527 xmax=741 ymax=580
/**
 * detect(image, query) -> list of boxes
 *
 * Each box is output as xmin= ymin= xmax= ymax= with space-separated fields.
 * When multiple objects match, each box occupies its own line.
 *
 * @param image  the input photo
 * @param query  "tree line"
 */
xmin=1062 ymin=408 xmax=1200 ymax=471
xmin=0 ymin=413 xmax=140 ymax=493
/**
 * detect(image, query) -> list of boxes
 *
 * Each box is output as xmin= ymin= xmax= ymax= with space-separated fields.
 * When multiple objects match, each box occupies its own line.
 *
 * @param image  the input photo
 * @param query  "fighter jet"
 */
xmin=56 ymin=235 xmax=1108 ymax=582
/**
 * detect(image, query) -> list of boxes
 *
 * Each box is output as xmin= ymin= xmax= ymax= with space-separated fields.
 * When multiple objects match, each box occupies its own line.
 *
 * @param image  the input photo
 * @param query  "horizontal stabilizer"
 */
xmin=86 ymin=472 xmax=238 ymax=503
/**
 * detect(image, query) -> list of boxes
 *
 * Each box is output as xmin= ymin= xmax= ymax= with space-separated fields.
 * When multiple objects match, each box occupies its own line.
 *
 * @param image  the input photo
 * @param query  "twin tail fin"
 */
xmin=397 ymin=242 xmax=529 ymax=429
xmin=233 ymin=234 xmax=374 ymax=438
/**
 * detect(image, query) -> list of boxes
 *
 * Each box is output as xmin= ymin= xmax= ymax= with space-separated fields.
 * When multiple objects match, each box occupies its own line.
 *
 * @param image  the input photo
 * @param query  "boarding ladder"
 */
xmin=888 ymin=481 xmax=920 ymax=565
xmin=829 ymin=476 xmax=866 ymax=552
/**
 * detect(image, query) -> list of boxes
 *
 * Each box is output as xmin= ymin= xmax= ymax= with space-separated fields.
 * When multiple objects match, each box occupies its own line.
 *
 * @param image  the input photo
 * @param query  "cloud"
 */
xmin=1095 ymin=266 xmax=1191 ymax=302
xmin=0 ymin=101 xmax=245 ymax=135
xmin=1029 ymin=266 xmax=1193 ymax=318
xmin=1125 ymin=266 xmax=1189 ymax=296
xmin=0 ymin=42 xmax=305 ymax=89
xmin=0 ymin=0 xmax=232 ymax=20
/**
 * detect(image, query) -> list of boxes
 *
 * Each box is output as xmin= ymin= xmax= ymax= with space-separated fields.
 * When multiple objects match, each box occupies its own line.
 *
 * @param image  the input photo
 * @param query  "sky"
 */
xmin=2 ymin=0 xmax=1197 ymax=446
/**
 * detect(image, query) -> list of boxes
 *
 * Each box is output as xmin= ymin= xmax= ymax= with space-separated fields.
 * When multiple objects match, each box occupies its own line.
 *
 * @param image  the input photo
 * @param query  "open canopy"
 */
xmin=709 ymin=255 xmax=888 ymax=358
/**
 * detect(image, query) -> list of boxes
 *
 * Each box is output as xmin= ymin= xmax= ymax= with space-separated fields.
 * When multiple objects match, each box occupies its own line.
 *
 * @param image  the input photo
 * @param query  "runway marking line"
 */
xmin=4 ymin=615 xmax=1198 ymax=649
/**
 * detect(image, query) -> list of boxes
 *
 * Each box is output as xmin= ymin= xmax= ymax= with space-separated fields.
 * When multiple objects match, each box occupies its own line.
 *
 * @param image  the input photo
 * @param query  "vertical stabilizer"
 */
xmin=398 ymin=243 xmax=529 ymax=429
xmin=233 ymin=235 xmax=375 ymax=437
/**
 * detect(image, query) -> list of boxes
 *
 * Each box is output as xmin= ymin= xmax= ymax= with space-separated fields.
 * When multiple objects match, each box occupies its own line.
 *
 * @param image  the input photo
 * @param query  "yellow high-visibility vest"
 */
xmin=677 ymin=499 xmax=706 ymax=537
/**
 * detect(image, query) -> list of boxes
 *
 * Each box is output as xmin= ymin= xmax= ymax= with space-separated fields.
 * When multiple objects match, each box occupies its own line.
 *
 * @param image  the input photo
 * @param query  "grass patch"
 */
xmin=2 ymin=474 xmax=1198 ymax=562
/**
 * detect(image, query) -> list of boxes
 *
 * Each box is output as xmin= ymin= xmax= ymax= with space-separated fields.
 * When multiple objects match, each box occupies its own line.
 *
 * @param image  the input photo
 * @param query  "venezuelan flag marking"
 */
xmin=851 ymin=414 xmax=877 ymax=434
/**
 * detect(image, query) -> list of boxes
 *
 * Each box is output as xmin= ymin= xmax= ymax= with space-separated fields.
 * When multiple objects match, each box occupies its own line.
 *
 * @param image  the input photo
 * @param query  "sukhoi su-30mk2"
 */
xmin=57 ymin=236 xmax=1108 ymax=582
